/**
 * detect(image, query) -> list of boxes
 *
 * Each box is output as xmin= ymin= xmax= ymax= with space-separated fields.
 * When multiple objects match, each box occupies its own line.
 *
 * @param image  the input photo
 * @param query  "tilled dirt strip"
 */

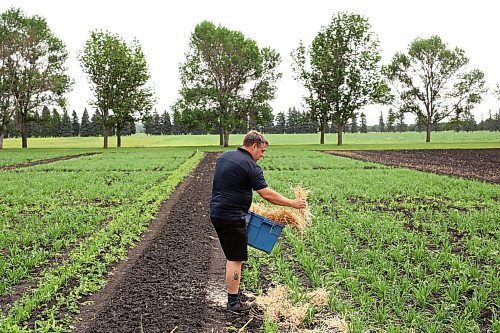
xmin=73 ymin=153 xmax=262 ymax=333
xmin=0 ymin=152 xmax=99 ymax=171
xmin=327 ymin=149 xmax=500 ymax=184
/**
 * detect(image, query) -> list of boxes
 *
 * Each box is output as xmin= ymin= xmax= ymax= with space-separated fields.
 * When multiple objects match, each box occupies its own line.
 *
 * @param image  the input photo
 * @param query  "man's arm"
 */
xmin=256 ymin=187 xmax=307 ymax=209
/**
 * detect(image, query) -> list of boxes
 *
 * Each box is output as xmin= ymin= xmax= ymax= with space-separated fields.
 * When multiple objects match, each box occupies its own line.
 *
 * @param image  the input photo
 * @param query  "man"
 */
xmin=210 ymin=130 xmax=307 ymax=312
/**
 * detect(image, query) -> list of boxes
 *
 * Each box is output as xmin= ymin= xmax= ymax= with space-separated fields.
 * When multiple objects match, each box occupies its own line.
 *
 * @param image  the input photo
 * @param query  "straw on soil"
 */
xmin=255 ymin=285 xmax=308 ymax=327
xmin=250 ymin=186 xmax=312 ymax=231
xmin=255 ymin=285 xmax=349 ymax=333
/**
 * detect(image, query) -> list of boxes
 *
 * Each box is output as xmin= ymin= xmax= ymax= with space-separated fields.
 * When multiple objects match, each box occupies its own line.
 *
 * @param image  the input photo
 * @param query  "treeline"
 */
xmin=1 ymin=8 xmax=153 ymax=149
xmin=3 ymin=107 xmax=135 ymax=138
xmin=2 ymin=8 xmax=500 ymax=149
xmin=144 ymin=107 xmax=500 ymax=136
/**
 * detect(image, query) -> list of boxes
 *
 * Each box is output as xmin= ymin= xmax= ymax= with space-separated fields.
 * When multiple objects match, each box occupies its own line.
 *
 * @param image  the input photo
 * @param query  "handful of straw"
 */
xmin=250 ymin=185 xmax=311 ymax=231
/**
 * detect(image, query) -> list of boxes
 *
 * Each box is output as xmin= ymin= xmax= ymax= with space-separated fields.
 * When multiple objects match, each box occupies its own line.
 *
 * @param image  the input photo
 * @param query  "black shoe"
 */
xmin=238 ymin=291 xmax=256 ymax=303
xmin=227 ymin=300 xmax=252 ymax=312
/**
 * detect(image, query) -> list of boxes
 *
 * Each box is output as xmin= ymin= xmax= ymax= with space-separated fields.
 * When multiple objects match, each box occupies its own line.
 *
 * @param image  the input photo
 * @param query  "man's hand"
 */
xmin=290 ymin=197 xmax=307 ymax=209
xmin=257 ymin=187 xmax=308 ymax=209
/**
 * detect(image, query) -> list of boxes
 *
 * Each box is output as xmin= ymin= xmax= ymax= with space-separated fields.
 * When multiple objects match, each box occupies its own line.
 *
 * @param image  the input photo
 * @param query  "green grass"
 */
xmin=2 ymin=131 xmax=499 ymax=149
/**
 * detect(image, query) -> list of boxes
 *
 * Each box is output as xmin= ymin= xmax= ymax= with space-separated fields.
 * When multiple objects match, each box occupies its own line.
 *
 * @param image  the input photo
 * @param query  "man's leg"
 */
xmin=226 ymin=260 xmax=242 ymax=294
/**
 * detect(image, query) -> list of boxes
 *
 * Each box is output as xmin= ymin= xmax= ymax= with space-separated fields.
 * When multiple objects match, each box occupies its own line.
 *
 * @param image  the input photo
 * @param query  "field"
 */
xmin=0 ymin=135 xmax=498 ymax=332
xmin=0 ymin=148 xmax=202 ymax=331
xmin=247 ymin=149 xmax=499 ymax=332
xmin=2 ymin=131 xmax=500 ymax=149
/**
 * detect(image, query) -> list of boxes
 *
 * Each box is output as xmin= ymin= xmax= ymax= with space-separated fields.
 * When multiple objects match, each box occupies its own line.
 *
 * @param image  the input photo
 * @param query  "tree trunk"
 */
xmin=337 ymin=124 xmax=343 ymax=146
xmin=0 ymin=122 xmax=7 ymax=149
xmin=320 ymin=113 xmax=327 ymax=144
xmin=219 ymin=131 xmax=223 ymax=146
xmin=426 ymin=122 xmax=431 ymax=143
xmin=103 ymin=125 xmax=109 ymax=149
xmin=223 ymin=130 xmax=229 ymax=147
xmin=116 ymin=125 xmax=122 ymax=148
xmin=19 ymin=112 xmax=28 ymax=148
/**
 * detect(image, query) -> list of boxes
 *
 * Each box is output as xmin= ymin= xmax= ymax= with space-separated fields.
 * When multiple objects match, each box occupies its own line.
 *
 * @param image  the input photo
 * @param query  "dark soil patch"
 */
xmin=326 ymin=149 xmax=500 ymax=184
xmin=0 ymin=152 xmax=100 ymax=171
xmin=72 ymin=153 xmax=263 ymax=333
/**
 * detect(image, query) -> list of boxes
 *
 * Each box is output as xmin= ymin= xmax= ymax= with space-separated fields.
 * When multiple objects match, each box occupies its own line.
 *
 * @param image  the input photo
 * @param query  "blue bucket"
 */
xmin=245 ymin=212 xmax=285 ymax=253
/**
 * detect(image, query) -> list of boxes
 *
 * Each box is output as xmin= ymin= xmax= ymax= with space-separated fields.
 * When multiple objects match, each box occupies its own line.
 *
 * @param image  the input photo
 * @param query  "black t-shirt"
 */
xmin=210 ymin=147 xmax=268 ymax=220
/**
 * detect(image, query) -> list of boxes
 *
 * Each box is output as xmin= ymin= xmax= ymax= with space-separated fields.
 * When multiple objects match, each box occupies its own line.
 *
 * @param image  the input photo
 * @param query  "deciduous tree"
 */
xmin=383 ymin=36 xmax=487 ymax=142
xmin=79 ymin=31 xmax=154 ymax=148
xmin=174 ymin=21 xmax=281 ymax=146
xmin=292 ymin=12 xmax=387 ymax=145
xmin=0 ymin=8 xmax=71 ymax=148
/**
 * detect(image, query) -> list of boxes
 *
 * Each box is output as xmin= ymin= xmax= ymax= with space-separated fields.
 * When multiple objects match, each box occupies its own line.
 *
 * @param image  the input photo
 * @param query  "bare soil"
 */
xmin=326 ymin=149 xmax=499 ymax=184
xmin=72 ymin=153 xmax=263 ymax=333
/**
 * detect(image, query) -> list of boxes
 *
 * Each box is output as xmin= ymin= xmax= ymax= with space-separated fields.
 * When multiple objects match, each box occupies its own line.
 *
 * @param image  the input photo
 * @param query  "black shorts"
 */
xmin=211 ymin=217 xmax=248 ymax=261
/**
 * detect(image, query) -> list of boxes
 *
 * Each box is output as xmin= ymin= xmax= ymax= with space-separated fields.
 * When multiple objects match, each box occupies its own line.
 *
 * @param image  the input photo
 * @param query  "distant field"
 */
xmin=0 ymin=148 xmax=99 ymax=167
xmin=2 ymin=131 xmax=499 ymax=149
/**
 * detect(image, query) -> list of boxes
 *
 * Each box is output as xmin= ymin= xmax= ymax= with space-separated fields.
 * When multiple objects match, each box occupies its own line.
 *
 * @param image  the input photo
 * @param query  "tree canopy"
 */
xmin=292 ymin=12 xmax=387 ymax=145
xmin=173 ymin=20 xmax=281 ymax=146
xmin=383 ymin=35 xmax=487 ymax=142
xmin=0 ymin=7 xmax=71 ymax=148
xmin=79 ymin=30 xmax=154 ymax=148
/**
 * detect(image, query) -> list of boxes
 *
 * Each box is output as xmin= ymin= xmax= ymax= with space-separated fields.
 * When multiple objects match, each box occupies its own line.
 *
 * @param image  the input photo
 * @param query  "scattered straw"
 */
xmin=256 ymin=285 xmax=349 ymax=332
xmin=307 ymin=288 xmax=329 ymax=307
xmin=323 ymin=316 xmax=349 ymax=333
xmin=256 ymin=285 xmax=308 ymax=327
xmin=250 ymin=185 xmax=312 ymax=231
xmin=294 ymin=185 xmax=312 ymax=224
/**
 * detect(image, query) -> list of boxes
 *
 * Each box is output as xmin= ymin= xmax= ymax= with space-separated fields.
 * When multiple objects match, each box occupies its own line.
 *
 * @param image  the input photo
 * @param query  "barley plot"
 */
xmin=246 ymin=149 xmax=499 ymax=332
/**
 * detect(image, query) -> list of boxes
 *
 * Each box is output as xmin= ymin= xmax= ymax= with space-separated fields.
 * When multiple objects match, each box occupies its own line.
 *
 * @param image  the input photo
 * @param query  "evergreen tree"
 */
xmin=172 ymin=109 xmax=185 ymax=134
xmin=360 ymin=112 xmax=367 ymax=133
xmin=396 ymin=110 xmax=407 ymax=132
xmin=487 ymin=109 xmax=499 ymax=131
xmin=286 ymin=107 xmax=301 ymax=133
xmin=152 ymin=111 xmax=161 ymax=135
xmin=261 ymin=115 xmax=275 ymax=134
xmin=462 ymin=112 xmax=477 ymax=132
xmin=299 ymin=111 xmax=316 ymax=133
xmin=40 ymin=106 xmax=52 ymax=137
xmin=161 ymin=110 xmax=172 ymax=135
xmin=143 ymin=114 xmax=153 ymax=135
xmin=71 ymin=110 xmax=80 ymax=136
xmin=80 ymin=108 xmax=92 ymax=137
xmin=387 ymin=108 xmax=396 ymax=132
xmin=350 ymin=113 xmax=359 ymax=133
xmin=90 ymin=111 xmax=101 ymax=137
xmin=274 ymin=111 xmax=286 ymax=134
xmin=121 ymin=119 xmax=136 ymax=135
xmin=61 ymin=110 xmax=72 ymax=137
xmin=51 ymin=109 xmax=62 ymax=137
xmin=378 ymin=111 xmax=385 ymax=133
xmin=26 ymin=111 xmax=41 ymax=137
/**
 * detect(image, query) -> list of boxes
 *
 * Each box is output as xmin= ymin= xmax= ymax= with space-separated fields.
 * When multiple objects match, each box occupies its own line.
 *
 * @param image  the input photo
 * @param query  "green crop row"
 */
xmin=0 ymin=149 xmax=203 ymax=332
xmin=246 ymin=149 xmax=499 ymax=332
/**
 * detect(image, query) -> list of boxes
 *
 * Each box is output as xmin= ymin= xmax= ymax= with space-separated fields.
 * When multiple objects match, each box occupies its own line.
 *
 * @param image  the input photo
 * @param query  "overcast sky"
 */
xmin=2 ymin=0 xmax=499 ymax=125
